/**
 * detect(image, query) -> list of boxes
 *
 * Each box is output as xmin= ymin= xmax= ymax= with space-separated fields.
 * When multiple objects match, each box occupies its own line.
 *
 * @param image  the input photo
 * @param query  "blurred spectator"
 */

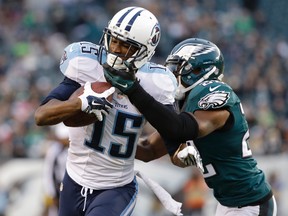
xmin=173 ymin=168 xmax=209 ymax=216
xmin=149 ymin=194 xmax=172 ymax=216
xmin=42 ymin=123 xmax=69 ymax=216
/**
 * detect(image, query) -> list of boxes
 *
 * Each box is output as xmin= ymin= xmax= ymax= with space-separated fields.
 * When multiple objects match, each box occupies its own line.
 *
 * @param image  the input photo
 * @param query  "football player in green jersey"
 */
xmin=104 ymin=38 xmax=277 ymax=216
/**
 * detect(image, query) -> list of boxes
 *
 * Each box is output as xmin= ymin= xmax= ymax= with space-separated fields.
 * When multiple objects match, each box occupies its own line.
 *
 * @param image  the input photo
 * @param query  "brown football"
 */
xmin=63 ymin=82 xmax=113 ymax=127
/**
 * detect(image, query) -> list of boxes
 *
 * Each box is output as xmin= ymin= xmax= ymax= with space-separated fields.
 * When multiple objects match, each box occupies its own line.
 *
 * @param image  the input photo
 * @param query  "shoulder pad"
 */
xmin=59 ymin=42 xmax=105 ymax=84
xmin=186 ymin=80 xmax=236 ymax=111
xmin=137 ymin=62 xmax=177 ymax=105
xmin=60 ymin=41 xmax=102 ymax=73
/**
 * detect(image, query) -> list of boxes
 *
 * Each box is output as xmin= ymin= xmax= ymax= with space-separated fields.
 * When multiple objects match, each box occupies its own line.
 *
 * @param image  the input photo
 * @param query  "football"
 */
xmin=63 ymin=82 xmax=113 ymax=127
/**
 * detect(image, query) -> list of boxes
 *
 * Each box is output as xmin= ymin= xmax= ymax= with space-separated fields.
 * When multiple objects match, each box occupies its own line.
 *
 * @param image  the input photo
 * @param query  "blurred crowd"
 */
xmin=0 ymin=0 xmax=288 ymax=162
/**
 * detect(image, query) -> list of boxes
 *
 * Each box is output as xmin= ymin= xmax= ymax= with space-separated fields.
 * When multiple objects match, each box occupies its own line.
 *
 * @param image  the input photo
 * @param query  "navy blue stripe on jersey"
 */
xmin=116 ymin=7 xmax=135 ymax=27
xmin=125 ymin=9 xmax=144 ymax=31
xmin=40 ymin=77 xmax=80 ymax=105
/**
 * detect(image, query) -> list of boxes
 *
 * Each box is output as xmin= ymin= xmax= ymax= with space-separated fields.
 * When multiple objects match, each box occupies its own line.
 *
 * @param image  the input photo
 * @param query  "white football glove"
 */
xmin=78 ymin=82 xmax=115 ymax=121
xmin=177 ymin=140 xmax=204 ymax=173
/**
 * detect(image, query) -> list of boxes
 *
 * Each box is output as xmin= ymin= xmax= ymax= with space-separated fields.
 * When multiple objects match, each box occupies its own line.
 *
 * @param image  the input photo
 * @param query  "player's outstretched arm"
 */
xmin=35 ymin=82 xmax=115 ymax=126
xmin=104 ymin=63 xmax=199 ymax=142
xmin=34 ymin=98 xmax=83 ymax=126
xmin=104 ymin=63 xmax=229 ymax=143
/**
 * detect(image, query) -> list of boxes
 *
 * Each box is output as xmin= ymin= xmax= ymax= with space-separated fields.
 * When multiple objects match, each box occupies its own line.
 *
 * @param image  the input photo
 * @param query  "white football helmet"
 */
xmin=101 ymin=6 xmax=161 ymax=70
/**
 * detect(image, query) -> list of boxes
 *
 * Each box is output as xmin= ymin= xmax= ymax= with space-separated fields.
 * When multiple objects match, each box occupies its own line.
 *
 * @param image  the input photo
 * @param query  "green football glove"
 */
xmin=103 ymin=62 xmax=139 ymax=95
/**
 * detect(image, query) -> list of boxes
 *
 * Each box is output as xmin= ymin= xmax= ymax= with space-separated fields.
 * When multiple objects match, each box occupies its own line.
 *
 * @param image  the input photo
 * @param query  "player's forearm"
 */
xmin=128 ymin=83 xmax=199 ymax=143
xmin=35 ymin=98 xmax=82 ymax=126
xmin=135 ymin=143 xmax=156 ymax=162
xmin=136 ymin=134 xmax=167 ymax=162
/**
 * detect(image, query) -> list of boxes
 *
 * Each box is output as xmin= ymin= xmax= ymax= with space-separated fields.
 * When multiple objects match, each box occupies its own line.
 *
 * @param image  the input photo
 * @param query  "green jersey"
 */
xmin=184 ymin=80 xmax=271 ymax=207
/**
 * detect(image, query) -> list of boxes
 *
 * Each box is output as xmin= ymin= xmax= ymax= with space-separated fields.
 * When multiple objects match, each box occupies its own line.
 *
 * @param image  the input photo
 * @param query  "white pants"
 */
xmin=215 ymin=196 xmax=277 ymax=216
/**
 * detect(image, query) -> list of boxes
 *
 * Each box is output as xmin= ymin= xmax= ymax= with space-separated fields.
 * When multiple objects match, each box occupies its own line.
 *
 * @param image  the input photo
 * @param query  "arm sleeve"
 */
xmin=164 ymin=139 xmax=182 ymax=156
xmin=129 ymin=83 xmax=199 ymax=143
xmin=41 ymin=77 xmax=81 ymax=105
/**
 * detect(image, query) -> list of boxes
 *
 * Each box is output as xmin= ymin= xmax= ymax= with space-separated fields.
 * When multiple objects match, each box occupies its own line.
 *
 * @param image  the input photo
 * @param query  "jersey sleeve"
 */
xmin=59 ymin=41 xmax=106 ymax=85
xmin=165 ymin=139 xmax=182 ymax=156
xmin=185 ymin=80 xmax=238 ymax=113
xmin=137 ymin=62 xmax=177 ymax=105
xmin=40 ymin=77 xmax=80 ymax=105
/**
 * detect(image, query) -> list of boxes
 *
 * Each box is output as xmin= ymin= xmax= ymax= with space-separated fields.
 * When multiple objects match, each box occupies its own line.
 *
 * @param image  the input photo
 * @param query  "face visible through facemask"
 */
xmin=107 ymin=37 xmax=139 ymax=70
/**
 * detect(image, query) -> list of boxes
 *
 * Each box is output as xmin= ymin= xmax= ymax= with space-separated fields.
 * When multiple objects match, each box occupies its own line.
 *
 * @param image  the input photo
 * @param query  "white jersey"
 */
xmin=60 ymin=41 xmax=177 ymax=190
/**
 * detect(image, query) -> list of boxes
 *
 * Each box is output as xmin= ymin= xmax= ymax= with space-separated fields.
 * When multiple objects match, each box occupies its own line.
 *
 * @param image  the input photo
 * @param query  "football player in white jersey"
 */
xmin=35 ymin=6 xmax=177 ymax=216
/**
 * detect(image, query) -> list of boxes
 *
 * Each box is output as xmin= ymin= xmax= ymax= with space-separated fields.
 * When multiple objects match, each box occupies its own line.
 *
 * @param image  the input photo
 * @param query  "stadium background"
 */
xmin=0 ymin=0 xmax=287 ymax=215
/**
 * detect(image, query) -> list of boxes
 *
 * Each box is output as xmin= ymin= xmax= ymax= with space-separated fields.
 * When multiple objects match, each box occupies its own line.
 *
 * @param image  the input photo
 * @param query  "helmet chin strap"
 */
xmin=175 ymin=66 xmax=218 ymax=100
xmin=174 ymin=77 xmax=186 ymax=100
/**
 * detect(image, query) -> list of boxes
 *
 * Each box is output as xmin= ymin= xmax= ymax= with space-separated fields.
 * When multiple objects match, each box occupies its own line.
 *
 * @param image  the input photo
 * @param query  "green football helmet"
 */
xmin=165 ymin=38 xmax=224 ymax=99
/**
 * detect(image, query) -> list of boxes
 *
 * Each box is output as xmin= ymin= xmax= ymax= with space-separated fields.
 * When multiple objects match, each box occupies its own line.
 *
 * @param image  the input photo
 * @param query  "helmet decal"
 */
xmin=116 ymin=7 xmax=144 ymax=32
xmin=191 ymin=45 xmax=217 ymax=57
xmin=116 ymin=7 xmax=135 ymax=27
xmin=125 ymin=10 xmax=144 ymax=31
xmin=176 ymin=44 xmax=217 ymax=59
xmin=150 ymin=25 xmax=161 ymax=46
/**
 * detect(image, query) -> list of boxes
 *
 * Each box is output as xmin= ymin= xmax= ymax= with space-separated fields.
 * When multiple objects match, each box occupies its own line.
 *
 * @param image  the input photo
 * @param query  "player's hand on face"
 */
xmin=176 ymin=141 xmax=204 ymax=172
xmin=78 ymin=82 xmax=115 ymax=121
xmin=103 ymin=62 xmax=138 ymax=95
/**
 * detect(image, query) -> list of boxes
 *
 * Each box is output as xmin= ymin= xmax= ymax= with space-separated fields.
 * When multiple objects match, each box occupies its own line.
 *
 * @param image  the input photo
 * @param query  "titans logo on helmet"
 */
xmin=150 ymin=24 xmax=161 ymax=46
